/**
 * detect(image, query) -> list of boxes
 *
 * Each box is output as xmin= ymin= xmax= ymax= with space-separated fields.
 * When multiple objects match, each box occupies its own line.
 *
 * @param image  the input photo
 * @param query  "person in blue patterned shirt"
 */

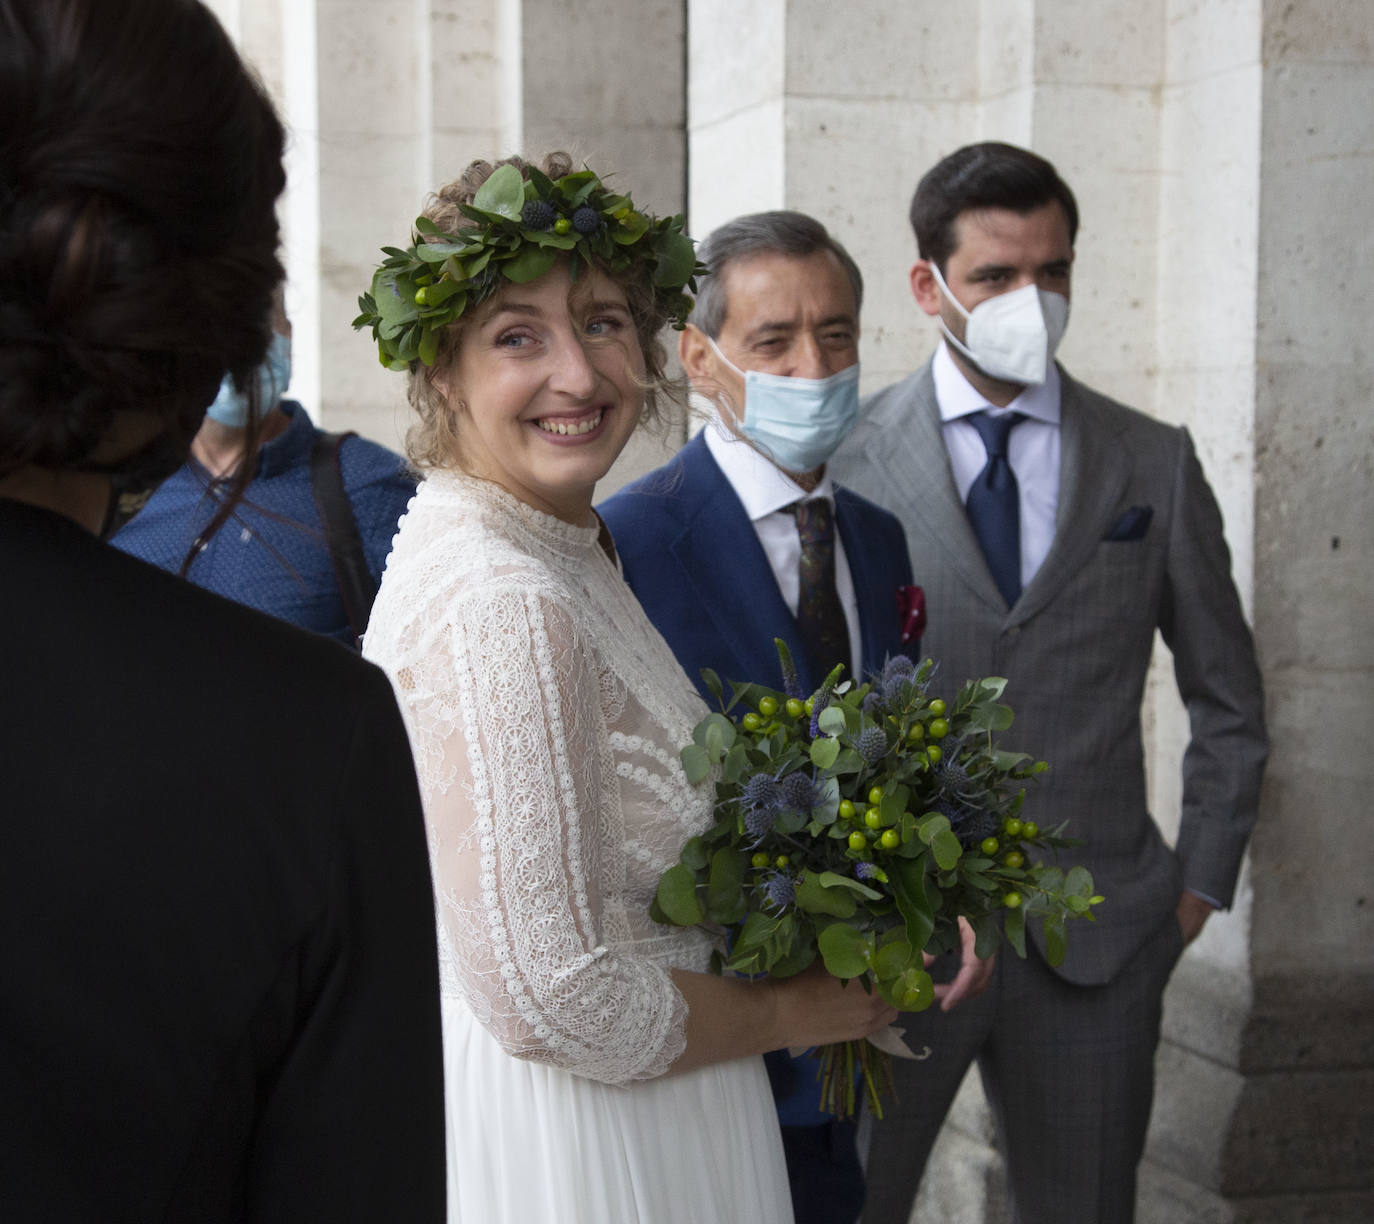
xmin=115 ymin=305 xmax=415 ymax=646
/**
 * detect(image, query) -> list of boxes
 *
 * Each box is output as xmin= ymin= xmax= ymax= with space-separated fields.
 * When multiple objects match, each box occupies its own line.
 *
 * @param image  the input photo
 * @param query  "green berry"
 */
xmin=864 ymin=810 xmax=883 ymax=829
xmin=880 ymin=829 xmax=900 ymax=850
xmin=1003 ymin=891 xmax=1023 ymax=909
xmin=758 ymin=696 xmax=778 ymax=718
xmin=752 ymin=852 xmax=770 ymax=869
xmin=868 ymin=786 xmax=884 ymax=805
xmin=928 ymin=718 xmax=949 ymax=739
xmin=847 ymin=831 xmax=867 ymax=852
xmin=785 ymin=698 xmax=806 ymax=719
xmin=980 ymin=837 xmax=1000 ymax=856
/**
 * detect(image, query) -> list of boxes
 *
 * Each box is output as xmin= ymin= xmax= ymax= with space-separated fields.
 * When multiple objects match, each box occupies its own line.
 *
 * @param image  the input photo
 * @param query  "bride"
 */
xmin=358 ymin=153 xmax=896 ymax=1222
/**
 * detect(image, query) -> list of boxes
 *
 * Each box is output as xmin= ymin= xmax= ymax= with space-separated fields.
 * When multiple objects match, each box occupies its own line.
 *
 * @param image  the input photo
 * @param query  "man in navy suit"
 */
xmin=600 ymin=211 xmax=989 ymax=1223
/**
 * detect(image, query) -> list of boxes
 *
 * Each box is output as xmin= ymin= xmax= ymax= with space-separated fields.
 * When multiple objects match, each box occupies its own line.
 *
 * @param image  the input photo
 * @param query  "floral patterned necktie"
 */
xmin=791 ymin=499 xmax=849 ymax=683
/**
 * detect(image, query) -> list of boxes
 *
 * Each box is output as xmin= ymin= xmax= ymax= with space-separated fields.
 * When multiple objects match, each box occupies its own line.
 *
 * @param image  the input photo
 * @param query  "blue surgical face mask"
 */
xmin=707 ymin=336 xmax=861 ymax=475
xmin=205 ymin=330 xmax=292 ymax=428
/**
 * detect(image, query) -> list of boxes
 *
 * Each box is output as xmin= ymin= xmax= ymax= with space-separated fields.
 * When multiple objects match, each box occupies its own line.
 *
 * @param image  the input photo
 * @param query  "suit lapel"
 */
xmin=669 ymin=437 xmax=812 ymax=691
xmin=1011 ymin=370 xmax=1131 ymax=625
xmin=860 ymin=366 xmax=1008 ymax=613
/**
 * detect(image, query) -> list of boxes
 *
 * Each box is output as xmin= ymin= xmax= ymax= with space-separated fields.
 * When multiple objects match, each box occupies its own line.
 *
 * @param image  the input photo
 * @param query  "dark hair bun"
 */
xmin=0 ymin=0 xmax=287 ymax=475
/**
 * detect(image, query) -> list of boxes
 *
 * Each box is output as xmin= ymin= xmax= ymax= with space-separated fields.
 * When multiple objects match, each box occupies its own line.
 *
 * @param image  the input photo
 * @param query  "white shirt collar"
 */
xmin=931 ymin=340 xmax=1062 ymax=425
xmin=703 ymin=415 xmax=835 ymax=522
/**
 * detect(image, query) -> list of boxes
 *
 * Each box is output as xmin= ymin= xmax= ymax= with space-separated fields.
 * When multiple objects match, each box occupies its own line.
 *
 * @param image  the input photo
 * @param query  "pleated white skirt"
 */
xmin=442 ymin=997 xmax=795 ymax=1223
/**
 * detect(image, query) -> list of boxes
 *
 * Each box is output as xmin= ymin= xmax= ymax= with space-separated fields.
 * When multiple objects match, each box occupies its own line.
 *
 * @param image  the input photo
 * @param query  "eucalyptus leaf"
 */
xmin=810 ymin=737 xmax=841 ymax=770
xmin=693 ymin=713 xmax=737 ymax=752
xmin=679 ymin=836 xmax=710 ymax=872
xmin=655 ymin=865 xmax=703 ymax=926
xmin=1064 ymin=865 xmax=1094 ymax=898
xmin=722 ymin=743 xmax=751 ymax=784
xmin=818 ymin=706 xmax=847 ymax=737
xmin=795 ymin=871 xmax=858 ymax=918
xmin=893 ymin=966 xmax=934 ymax=1012
xmin=471 ymin=162 xmax=526 ymax=219
xmin=832 ymin=748 xmax=865 ymax=775
xmin=653 ymin=228 xmax=698 ymax=286
xmin=1043 ymin=912 xmax=1068 ymax=966
xmin=501 ymin=245 xmax=557 ymax=284
xmin=931 ymin=828 xmax=963 ymax=871
xmin=706 ymin=849 xmax=747 ymax=924
xmin=1004 ymin=901 xmax=1027 ymax=957
xmin=817 ymin=922 xmax=871 ymax=978
xmin=680 ymin=744 xmax=710 ymax=786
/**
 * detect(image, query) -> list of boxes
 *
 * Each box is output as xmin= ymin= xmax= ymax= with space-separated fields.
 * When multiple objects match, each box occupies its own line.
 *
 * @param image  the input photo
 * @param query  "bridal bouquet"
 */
xmin=652 ymin=643 xmax=1102 ymax=1119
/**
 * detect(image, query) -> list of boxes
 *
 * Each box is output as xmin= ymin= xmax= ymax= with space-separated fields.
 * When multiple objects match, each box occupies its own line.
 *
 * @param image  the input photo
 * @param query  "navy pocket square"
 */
xmin=1103 ymin=505 xmax=1153 ymax=542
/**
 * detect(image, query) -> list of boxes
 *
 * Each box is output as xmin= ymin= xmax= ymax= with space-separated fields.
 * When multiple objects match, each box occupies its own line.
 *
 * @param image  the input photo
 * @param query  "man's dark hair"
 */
xmin=692 ymin=210 xmax=863 ymax=338
xmin=910 ymin=142 xmax=1079 ymax=271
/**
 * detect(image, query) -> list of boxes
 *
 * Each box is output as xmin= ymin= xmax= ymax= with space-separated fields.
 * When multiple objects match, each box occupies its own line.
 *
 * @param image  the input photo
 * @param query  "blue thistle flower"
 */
xmin=761 ymin=871 xmax=795 ymax=911
xmin=861 ymin=689 xmax=884 ymax=715
xmin=744 ymin=804 xmax=775 ymax=843
xmin=856 ymin=726 xmax=888 ymax=764
xmin=521 ymin=200 xmax=556 ymax=230
xmin=855 ymin=861 xmax=880 ymax=881
xmin=882 ymin=672 xmax=912 ymax=704
xmin=571 ymin=205 xmax=602 ymax=235
xmin=937 ymin=758 xmax=972 ymax=791
xmin=947 ymin=804 xmax=998 ymax=847
xmin=779 ymin=771 xmax=816 ymax=813
xmin=883 ymin=655 xmax=916 ymax=683
xmin=742 ymin=772 xmax=781 ymax=811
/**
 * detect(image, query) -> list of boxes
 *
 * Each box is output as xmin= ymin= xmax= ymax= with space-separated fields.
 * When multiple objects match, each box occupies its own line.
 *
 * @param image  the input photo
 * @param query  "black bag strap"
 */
xmin=309 ymin=430 xmax=379 ymax=648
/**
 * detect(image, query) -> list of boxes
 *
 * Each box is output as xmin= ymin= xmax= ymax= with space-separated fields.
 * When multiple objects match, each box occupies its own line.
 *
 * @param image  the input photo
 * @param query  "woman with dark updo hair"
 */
xmin=0 ymin=1 xmax=445 ymax=1217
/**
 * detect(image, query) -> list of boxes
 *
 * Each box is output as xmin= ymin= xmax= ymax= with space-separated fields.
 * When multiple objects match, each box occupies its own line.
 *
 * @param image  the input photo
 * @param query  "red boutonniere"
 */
xmin=896 ymin=585 xmax=926 ymax=645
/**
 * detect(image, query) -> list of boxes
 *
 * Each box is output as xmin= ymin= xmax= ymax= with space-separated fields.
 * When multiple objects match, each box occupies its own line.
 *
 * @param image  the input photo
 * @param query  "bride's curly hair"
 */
xmin=0 ymin=0 xmax=286 ymax=480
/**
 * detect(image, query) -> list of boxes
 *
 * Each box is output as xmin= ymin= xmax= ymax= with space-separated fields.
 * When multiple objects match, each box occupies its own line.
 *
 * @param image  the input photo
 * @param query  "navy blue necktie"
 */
xmin=964 ymin=410 xmax=1026 ymax=607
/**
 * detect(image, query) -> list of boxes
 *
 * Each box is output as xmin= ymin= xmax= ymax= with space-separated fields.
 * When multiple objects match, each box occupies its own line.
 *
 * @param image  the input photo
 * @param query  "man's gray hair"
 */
xmin=691 ymin=210 xmax=864 ymax=338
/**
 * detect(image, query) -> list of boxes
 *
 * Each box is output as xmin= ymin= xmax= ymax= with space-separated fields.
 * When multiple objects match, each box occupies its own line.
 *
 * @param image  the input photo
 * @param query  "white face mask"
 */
xmin=929 ymin=261 xmax=1068 ymax=386
xmin=706 ymin=335 xmax=861 ymax=475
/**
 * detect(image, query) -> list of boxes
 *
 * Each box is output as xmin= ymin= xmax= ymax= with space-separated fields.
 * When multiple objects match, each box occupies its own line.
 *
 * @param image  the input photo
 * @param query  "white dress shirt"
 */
xmin=932 ymin=340 xmax=1062 ymax=590
xmin=704 ymin=417 xmax=862 ymax=676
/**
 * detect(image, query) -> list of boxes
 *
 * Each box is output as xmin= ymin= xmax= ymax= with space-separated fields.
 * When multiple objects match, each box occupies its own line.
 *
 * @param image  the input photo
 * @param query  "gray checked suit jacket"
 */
xmin=830 ymin=360 xmax=1268 ymax=985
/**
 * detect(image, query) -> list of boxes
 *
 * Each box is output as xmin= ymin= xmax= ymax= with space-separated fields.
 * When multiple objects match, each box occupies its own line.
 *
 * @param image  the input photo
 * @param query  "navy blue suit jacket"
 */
xmin=598 ymin=432 xmax=915 ymax=1126
xmin=600 ymin=433 xmax=914 ymax=705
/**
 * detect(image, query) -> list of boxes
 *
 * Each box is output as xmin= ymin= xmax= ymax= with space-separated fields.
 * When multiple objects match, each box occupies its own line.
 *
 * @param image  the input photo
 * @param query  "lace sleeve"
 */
xmin=394 ymin=579 xmax=687 ymax=1085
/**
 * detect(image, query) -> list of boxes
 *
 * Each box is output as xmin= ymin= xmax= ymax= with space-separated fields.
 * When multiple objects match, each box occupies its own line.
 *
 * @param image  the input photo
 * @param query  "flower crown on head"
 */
xmin=353 ymin=162 xmax=704 ymax=370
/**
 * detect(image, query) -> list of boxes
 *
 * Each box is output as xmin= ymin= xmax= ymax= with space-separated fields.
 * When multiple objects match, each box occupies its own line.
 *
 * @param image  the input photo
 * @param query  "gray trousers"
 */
xmin=861 ymin=914 xmax=1185 ymax=1224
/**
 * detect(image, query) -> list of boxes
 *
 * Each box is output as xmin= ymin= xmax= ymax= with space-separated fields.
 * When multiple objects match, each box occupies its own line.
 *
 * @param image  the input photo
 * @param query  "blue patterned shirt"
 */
xmin=114 ymin=401 xmax=415 ymax=645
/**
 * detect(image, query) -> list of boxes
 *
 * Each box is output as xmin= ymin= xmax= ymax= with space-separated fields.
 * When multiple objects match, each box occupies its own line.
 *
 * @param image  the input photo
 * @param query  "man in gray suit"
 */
xmin=830 ymin=142 xmax=1267 ymax=1224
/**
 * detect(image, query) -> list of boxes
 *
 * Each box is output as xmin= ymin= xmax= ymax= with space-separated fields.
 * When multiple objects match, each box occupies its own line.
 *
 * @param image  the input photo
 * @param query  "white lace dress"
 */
xmin=364 ymin=471 xmax=792 ymax=1224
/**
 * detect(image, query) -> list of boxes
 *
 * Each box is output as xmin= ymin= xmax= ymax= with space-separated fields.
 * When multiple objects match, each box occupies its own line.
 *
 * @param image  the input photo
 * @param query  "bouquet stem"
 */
xmin=816 ymin=1038 xmax=894 ymax=1121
